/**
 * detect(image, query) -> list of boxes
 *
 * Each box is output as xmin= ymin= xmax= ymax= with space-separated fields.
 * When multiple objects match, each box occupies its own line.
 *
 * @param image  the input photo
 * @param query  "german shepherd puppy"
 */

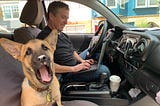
xmin=0 ymin=30 xmax=62 ymax=106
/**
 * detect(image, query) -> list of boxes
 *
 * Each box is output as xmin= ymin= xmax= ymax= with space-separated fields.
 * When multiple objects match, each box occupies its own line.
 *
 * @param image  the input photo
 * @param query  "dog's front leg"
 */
xmin=51 ymin=75 xmax=62 ymax=106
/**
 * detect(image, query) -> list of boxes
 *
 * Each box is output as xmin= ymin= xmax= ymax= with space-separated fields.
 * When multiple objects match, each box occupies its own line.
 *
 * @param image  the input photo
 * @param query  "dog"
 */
xmin=0 ymin=30 xmax=62 ymax=106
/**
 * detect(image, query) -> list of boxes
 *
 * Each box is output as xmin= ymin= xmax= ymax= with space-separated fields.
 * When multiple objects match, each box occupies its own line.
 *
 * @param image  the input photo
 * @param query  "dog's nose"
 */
xmin=38 ymin=55 xmax=47 ymax=62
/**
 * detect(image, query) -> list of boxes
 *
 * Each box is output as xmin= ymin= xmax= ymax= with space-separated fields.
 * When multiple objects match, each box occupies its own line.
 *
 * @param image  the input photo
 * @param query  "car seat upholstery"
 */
xmin=0 ymin=0 xmax=42 ymax=106
xmin=0 ymin=46 xmax=24 ymax=106
xmin=14 ymin=0 xmax=43 ymax=43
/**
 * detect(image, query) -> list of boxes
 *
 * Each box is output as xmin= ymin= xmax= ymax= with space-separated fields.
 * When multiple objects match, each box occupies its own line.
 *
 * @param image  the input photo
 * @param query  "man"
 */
xmin=37 ymin=1 xmax=110 ymax=83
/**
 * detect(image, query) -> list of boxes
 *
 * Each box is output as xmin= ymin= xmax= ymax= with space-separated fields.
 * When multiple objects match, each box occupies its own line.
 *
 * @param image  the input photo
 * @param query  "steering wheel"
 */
xmin=87 ymin=20 xmax=108 ymax=58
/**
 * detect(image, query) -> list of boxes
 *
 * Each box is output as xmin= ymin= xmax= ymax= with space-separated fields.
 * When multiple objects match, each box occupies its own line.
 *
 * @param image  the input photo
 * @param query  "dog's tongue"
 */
xmin=39 ymin=65 xmax=51 ymax=82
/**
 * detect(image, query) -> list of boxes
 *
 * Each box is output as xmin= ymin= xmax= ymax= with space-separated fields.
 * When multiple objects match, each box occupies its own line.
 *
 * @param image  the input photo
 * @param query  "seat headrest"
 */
xmin=14 ymin=27 xmax=41 ymax=44
xmin=20 ymin=0 xmax=43 ymax=26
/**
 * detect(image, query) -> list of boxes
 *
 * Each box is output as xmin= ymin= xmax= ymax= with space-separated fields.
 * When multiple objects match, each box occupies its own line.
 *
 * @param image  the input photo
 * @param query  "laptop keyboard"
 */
xmin=78 ymin=64 xmax=98 ymax=73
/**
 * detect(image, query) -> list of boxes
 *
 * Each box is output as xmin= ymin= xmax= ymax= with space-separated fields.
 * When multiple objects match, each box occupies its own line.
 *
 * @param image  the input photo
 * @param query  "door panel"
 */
xmin=67 ymin=33 xmax=94 ymax=53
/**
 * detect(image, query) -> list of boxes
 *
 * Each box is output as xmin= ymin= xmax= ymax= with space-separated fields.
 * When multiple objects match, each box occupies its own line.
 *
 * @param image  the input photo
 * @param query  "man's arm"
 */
xmin=54 ymin=62 xmax=90 ymax=73
xmin=73 ymin=51 xmax=95 ymax=65
xmin=73 ymin=51 xmax=84 ymax=63
xmin=54 ymin=63 xmax=74 ymax=73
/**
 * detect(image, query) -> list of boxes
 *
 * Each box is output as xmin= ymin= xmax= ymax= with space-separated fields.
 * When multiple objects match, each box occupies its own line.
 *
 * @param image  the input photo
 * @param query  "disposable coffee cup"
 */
xmin=109 ymin=75 xmax=121 ymax=92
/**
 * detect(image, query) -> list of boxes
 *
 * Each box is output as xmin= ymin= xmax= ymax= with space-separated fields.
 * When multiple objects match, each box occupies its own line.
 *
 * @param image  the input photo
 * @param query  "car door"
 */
xmin=67 ymin=33 xmax=93 ymax=53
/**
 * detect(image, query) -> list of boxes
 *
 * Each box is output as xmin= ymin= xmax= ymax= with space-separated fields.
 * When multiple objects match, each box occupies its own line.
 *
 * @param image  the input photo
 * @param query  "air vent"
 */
xmin=134 ymin=38 xmax=148 ymax=57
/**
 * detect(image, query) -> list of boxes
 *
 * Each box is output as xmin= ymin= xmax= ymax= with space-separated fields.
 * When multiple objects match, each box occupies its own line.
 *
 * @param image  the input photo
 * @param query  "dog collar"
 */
xmin=28 ymin=80 xmax=49 ymax=92
xmin=46 ymin=88 xmax=53 ymax=104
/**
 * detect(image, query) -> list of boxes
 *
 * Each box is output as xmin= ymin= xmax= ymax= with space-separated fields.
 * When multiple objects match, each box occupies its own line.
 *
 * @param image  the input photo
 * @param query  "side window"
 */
xmin=0 ymin=1 xmax=27 ymax=34
xmin=44 ymin=1 xmax=105 ymax=34
xmin=64 ymin=1 xmax=93 ymax=33
xmin=64 ymin=1 xmax=105 ymax=33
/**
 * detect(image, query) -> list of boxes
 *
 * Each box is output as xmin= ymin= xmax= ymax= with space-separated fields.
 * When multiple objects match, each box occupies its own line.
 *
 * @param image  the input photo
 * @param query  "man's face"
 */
xmin=49 ymin=8 xmax=69 ymax=32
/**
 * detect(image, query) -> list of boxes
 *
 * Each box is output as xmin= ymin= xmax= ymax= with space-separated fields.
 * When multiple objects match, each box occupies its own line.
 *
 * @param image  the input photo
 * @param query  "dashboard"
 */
xmin=113 ymin=30 xmax=160 ymax=98
xmin=116 ymin=32 xmax=150 ymax=69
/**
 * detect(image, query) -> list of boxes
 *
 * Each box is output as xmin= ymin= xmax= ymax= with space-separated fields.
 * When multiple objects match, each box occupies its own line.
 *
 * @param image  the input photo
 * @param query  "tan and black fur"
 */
xmin=0 ymin=30 xmax=62 ymax=106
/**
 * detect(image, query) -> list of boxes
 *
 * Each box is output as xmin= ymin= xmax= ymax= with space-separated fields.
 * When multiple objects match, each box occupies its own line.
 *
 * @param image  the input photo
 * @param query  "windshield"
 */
xmin=103 ymin=0 xmax=160 ymax=28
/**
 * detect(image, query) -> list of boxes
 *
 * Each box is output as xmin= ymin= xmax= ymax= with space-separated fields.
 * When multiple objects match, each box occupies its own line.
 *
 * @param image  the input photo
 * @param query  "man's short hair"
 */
xmin=47 ymin=1 xmax=69 ymax=19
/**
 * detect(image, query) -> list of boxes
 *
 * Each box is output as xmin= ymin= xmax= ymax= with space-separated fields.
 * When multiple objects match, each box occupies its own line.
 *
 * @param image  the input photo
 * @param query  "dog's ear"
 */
xmin=45 ymin=29 xmax=58 ymax=51
xmin=0 ymin=38 xmax=23 ymax=60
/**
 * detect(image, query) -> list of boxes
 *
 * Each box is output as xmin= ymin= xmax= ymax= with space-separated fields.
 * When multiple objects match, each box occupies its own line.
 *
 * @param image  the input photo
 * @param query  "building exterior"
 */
xmin=0 ymin=1 xmax=26 ymax=32
xmin=93 ymin=0 xmax=160 ymax=28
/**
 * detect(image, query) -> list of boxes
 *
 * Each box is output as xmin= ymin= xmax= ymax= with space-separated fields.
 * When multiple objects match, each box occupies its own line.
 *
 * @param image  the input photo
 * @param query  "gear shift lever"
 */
xmin=90 ymin=72 xmax=107 ymax=89
xmin=99 ymin=72 xmax=107 ymax=85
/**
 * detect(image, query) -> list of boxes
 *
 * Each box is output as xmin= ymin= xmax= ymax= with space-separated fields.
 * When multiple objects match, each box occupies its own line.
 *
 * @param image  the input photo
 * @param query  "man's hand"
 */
xmin=72 ymin=62 xmax=91 ymax=72
xmin=81 ymin=59 xmax=95 ymax=65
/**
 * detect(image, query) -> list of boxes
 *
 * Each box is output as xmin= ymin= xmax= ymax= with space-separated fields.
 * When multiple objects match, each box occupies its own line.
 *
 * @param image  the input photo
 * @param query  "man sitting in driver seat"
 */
xmin=37 ymin=1 xmax=110 ymax=84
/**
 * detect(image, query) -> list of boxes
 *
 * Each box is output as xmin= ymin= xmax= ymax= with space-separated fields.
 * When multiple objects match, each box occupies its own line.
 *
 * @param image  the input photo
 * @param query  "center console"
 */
xmin=61 ymin=73 xmax=129 ymax=106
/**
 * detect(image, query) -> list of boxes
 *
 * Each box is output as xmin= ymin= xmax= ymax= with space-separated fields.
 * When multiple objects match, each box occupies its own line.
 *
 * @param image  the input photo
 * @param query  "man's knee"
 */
xmin=99 ymin=65 xmax=111 ymax=77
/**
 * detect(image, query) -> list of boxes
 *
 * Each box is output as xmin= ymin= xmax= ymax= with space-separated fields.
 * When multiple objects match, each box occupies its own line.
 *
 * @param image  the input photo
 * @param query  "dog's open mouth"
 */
xmin=36 ymin=63 xmax=53 ymax=84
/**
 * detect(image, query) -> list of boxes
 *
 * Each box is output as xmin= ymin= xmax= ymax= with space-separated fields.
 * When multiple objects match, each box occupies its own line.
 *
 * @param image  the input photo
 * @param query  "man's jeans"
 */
xmin=62 ymin=49 xmax=111 ymax=83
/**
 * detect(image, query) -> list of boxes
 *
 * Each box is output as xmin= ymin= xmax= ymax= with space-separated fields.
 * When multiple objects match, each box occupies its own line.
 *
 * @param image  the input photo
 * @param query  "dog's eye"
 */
xmin=42 ymin=44 xmax=48 ymax=51
xmin=26 ymin=48 xmax=32 ymax=55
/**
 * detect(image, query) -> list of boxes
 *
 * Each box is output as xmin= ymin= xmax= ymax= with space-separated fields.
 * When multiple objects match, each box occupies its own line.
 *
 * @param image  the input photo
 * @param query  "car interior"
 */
xmin=0 ymin=0 xmax=160 ymax=106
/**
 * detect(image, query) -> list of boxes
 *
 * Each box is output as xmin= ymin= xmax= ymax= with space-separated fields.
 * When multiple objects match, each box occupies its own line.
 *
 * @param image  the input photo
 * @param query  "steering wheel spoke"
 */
xmin=87 ymin=20 xmax=109 ymax=58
